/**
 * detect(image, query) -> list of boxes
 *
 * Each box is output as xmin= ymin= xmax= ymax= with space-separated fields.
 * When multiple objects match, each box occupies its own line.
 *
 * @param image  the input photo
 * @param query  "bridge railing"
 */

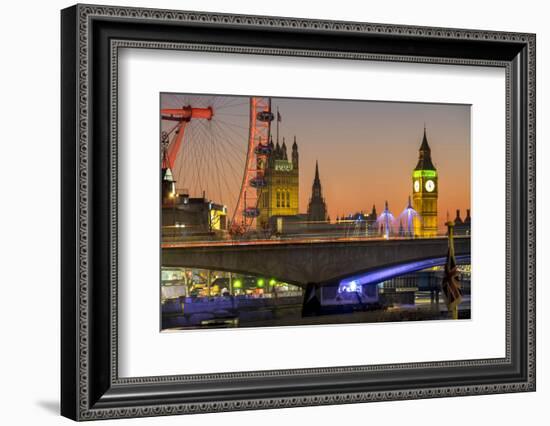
xmin=162 ymin=234 xmax=471 ymax=248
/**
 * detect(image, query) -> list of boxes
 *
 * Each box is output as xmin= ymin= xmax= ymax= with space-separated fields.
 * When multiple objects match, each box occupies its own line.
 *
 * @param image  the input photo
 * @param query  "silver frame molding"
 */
xmin=61 ymin=4 xmax=536 ymax=421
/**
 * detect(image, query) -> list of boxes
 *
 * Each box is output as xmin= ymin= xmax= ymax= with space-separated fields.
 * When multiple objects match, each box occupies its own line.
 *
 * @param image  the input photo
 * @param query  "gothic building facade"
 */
xmin=257 ymin=136 xmax=300 ymax=229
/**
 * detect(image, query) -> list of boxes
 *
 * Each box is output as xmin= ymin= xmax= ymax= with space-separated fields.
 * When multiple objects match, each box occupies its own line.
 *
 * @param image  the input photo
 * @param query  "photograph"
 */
xmin=57 ymin=3 xmax=536 ymax=420
xmin=160 ymin=94 xmax=472 ymax=331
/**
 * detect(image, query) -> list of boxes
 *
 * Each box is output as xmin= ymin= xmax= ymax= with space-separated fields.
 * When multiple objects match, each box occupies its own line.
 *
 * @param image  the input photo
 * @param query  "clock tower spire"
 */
xmin=412 ymin=126 xmax=438 ymax=237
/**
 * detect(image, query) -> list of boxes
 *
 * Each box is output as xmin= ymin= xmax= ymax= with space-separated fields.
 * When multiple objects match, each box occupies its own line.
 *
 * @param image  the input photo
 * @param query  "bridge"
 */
xmin=162 ymin=236 xmax=471 ymax=286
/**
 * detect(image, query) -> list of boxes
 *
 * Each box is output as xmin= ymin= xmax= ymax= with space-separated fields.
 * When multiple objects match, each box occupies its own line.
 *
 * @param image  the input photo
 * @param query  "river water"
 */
xmin=161 ymin=265 xmax=471 ymax=331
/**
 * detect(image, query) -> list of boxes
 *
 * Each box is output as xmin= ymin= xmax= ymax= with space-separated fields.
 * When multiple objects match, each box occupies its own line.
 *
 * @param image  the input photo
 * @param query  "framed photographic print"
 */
xmin=61 ymin=4 xmax=536 ymax=421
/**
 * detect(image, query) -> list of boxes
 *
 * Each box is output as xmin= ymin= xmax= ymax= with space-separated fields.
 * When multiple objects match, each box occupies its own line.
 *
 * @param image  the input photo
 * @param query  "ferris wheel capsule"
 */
xmin=249 ymin=177 xmax=267 ymax=188
xmin=244 ymin=207 xmax=261 ymax=218
xmin=254 ymin=144 xmax=272 ymax=155
xmin=256 ymin=111 xmax=274 ymax=122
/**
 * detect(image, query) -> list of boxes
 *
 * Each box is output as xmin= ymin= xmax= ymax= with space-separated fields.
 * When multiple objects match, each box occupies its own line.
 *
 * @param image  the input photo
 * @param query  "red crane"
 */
xmin=161 ymin=106 xmax=213 ymax=168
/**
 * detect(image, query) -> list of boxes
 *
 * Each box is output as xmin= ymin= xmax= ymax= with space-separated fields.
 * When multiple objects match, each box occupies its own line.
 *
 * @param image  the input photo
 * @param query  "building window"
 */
xmin=276 ymin=190 xmax=280 ymax=208
xmin=286 ymin=191 xmax=290 ymax=207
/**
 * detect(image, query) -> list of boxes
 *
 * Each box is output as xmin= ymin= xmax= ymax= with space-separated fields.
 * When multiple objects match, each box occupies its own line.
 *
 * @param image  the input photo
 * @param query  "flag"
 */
xmin=441 ymin=247 xmax=462 ymax=310
xmin=277 ymin=110 xmax=282 ymax=122
xmin=441 ymin=221 xmax=462 ymax=319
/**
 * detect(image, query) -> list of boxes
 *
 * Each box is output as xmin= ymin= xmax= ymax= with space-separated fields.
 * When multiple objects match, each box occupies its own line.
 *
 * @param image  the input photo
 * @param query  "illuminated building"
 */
xmin=161 ymin=166 xmax=176 ymax=206
xmin=161 ymin=165 xmax=227 ymax=240
xmin=412 ymin=127 xmax=438 ymax=237
xmin=257 ymin=136 xmax=300 ymax=229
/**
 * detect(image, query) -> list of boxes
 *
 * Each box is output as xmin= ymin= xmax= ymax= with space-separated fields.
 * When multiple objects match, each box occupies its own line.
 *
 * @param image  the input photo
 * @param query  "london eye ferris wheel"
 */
xmin=160 ymin=94 xmax=273 ymax=234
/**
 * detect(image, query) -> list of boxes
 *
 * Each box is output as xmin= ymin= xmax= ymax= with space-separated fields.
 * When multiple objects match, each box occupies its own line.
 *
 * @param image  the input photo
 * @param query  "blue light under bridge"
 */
xmin=338 ymin=254 xmax=470 ymax=293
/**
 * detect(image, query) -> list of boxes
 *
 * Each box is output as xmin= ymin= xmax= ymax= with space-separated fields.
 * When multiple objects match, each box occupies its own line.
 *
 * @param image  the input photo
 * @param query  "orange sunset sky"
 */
xmin=161 ymin=94 xmax=471 ymax=232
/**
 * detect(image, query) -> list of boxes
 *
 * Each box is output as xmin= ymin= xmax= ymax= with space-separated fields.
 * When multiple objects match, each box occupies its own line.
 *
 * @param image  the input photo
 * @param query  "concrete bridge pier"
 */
xmin=302 ymin=283 xmax=322 ymax=317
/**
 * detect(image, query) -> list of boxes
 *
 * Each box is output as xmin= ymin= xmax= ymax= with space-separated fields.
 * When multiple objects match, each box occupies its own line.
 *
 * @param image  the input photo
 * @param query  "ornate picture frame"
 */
xmin=61 ymin=4 xmax=535 ymax=420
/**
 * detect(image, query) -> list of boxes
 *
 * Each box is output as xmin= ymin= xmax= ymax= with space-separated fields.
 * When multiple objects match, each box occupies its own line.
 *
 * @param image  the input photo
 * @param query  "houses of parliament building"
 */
xmin=254 ymin=126 xmax=470 ymax=238
xmin=256 ymin=134 xmax=329 ymax=233
xmin=257 ymin=136 xmax=300 ymax=229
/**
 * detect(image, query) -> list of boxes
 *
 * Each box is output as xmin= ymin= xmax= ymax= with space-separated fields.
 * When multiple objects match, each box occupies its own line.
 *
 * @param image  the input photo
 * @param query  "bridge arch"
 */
xmin=333 ymin=254 xmax=470 ymax=288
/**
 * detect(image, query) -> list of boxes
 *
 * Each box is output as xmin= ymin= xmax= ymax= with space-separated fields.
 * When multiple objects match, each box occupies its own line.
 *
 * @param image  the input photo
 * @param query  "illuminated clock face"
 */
xmin=413 ymin=180 xmax=420 ymax=192
xmin=425 ymin=179 xmax=435 ymax=192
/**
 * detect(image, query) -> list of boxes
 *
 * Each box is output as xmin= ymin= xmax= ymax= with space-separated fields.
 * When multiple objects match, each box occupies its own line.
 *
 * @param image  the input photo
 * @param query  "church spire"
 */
xmin=307 ymin=161 xmax=328 ymax=222
xmin=292 ymin=135 xmax=299 ymax=169
xmin=464 ymin=208 xmax=471 ymax=224
xmin=268 ymin=135 xmax=275 ymax=166
xmin=275 ymin=140 xmax=281 ymax=160
xmin=281 ymin=137 xmax=288 ymax=160
xmin=314 ymin=160 xmax=320 ymax=181
xmin=454 ymin=209 xmax=463 ymax=225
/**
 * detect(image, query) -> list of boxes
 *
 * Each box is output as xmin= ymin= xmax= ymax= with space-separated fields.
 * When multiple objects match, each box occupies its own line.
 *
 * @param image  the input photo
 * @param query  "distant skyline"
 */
xmin=161 ymin=94 xmax=470 ymax=231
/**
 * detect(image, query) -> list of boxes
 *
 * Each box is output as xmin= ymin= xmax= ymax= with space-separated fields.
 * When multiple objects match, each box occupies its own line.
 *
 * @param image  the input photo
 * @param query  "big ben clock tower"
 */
xmin=412 ymin=127 xmax=438 ymax=237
